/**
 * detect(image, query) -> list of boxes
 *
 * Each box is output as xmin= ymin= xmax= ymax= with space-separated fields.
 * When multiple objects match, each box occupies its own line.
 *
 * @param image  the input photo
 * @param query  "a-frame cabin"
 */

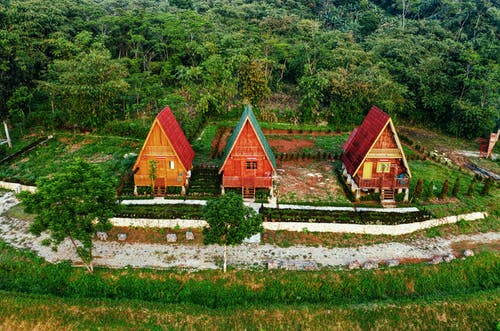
xmin=219 ymin=105 xmax=277 ymax=199
xmin=341 ymin=106 xmax=411 ymax=203
xmin=133 ymin=106 xmax=195 ymax=195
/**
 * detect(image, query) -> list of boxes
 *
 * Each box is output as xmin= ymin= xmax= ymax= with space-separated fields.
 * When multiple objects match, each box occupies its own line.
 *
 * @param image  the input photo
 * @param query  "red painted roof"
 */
xmin=341 ymin=106 xmax=390 ymax=176
xmin=157 ymin=106 xmax=195 ymax=170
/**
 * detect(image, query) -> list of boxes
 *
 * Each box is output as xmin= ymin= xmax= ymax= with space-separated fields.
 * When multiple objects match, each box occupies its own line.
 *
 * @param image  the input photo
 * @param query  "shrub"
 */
xmin=439 ymin=179 xmax=449 ymax=199
xmin=426 ymin=181 xmax=435 ymax=200
xmin=481 ymin=178 xmax=494 ymax=196
xmin=452 ymin=178 xmax=460 ymax=197
xmin=467 ymin=179 xmax=477 ymax=196
xmin=413 ymin=178 xmax=423 ymax=200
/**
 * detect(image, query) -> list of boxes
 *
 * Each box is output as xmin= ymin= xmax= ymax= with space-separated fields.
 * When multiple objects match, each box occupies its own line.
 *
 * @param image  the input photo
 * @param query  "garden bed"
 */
xmin=115 ymin=204 xmax=205 ymax=219
xmin=260 ymin=207 xmax=432 ymax=225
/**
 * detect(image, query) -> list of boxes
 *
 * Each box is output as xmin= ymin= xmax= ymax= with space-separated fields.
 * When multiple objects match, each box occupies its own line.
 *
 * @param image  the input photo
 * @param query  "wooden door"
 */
xmin=362 ymin=162 xmax=373 ymax=179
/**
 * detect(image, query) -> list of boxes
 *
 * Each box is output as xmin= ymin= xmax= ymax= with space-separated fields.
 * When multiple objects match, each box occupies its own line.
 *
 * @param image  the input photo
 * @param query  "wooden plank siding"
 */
xmin=133 ymin=107 xmax=194 ymax=190
xmin=342 ymin=106 xmax=411 ymax=200
xmin=221 ymin=121 xmax=274 ymax=188
xmin=219 ymin=105 xmax=276 ymax=191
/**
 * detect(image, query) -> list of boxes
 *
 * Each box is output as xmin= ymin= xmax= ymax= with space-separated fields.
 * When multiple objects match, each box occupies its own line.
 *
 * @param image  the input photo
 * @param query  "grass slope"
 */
xmin=0 ymin=290 xmax=498 ymax=330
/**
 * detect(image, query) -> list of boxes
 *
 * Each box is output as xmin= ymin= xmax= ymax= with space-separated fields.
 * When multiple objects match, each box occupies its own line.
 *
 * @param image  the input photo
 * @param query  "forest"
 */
xmin=0 ymin=0 xmax=498 ymax=139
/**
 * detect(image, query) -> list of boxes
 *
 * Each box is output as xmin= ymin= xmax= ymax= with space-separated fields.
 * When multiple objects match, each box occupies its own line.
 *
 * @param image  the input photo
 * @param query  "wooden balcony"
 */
xmin=355 ymin=175 xmax=409 ymax=189
xmin=223 ymin=176 xmax=272 ymax=188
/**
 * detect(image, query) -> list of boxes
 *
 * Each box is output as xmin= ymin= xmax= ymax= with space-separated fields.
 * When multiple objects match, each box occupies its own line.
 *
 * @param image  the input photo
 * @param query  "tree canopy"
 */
xmin=19 ymin=158 xmax=117 ymax=272
xmin=0 ymin=0 xmax=498 ymax=138
xmin=203 ymin=192 xmax=263 ymax=272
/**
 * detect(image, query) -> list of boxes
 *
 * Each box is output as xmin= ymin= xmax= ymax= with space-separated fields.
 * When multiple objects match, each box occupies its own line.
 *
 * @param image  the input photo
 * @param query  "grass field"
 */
xmin=0 ymin=132 xmax=141 ymax=185
xmin=0 ymin=289 xmax=498 ymax=330
xmin=0 ymin=235 xmax=499 ymax=330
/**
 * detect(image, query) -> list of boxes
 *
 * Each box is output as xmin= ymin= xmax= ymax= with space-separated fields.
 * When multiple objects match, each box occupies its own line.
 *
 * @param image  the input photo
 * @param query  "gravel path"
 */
xmin=1 ymin=192 xmax=498 ymax=270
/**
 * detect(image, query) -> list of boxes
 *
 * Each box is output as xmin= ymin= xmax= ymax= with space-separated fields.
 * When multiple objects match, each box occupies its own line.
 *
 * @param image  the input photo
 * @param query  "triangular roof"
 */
xmin=219 ymin=105 xmax=277 ymax=174
xmin=342 ymin=105 xmax=411 ymax=177
xmin=133 ymin=106 xmax=194 ymax=171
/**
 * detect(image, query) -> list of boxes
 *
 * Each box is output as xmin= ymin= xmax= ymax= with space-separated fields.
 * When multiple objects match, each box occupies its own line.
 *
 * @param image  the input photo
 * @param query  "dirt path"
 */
xmin=1 ymin=192 xmax=498 ymax=270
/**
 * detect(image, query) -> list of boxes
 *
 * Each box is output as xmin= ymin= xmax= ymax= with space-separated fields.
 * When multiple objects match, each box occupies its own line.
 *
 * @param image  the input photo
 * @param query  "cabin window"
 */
xmin=376 ymin=162 xmax=391 ymax=173
xmin=246 ymin=161 xmax=257 ymax=169
xmin=169 ymin=161 xmax=175 ymax=169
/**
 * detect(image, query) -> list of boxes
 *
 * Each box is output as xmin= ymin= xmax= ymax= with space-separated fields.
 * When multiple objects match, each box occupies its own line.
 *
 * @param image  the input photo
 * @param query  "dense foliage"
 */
xmin=0 ymin=0 xmax=498 ymax=138
xmin=18 ymin=159 xmax=117 ymax=271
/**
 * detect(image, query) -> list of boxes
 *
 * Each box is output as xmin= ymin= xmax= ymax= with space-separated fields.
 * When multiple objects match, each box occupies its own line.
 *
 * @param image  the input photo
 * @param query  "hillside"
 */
xmin=0 ymin=0 xmax=498 ymax=141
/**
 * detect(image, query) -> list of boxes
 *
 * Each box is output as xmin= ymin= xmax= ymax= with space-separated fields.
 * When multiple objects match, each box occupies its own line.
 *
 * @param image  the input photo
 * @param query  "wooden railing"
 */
xmin=355 ymin=176 xmax=409 ymax=189
xmin=223 ymin=176 xmax=272 ymax=188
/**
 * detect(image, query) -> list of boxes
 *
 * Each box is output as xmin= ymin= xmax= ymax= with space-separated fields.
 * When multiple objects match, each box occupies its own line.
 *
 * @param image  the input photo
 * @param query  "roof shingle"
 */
xmin=156 ymin=106 xmax=195 ymax=170
xmin=342 ymin=106 xmax=390 ymax=176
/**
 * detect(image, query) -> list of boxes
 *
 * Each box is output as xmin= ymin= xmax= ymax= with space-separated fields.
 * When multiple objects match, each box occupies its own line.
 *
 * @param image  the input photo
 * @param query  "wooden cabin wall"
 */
xmin=134 ymin=121 xmax=187 ymax=187
xmin=373 ymin=126 xmax=398 ymax=148
xmin=222 ymin=121 xmax=273 ymax=188
xmin=358 ymin=158 xmax=403 ymax=180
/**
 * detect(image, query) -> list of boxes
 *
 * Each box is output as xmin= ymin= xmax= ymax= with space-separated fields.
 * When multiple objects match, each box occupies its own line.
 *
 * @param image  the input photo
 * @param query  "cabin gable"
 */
xmin=219 ymin=105 xmax=276 ymax=190
xmin=341 ymin=106 xmax=411 ymax=202
xmin=133 ymin=107 xmax=194 ymax=191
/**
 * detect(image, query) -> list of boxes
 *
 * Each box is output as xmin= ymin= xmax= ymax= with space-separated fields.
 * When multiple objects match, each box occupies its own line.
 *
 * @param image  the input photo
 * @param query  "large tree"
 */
xmin=203 ymin=192 xmax=263 ymax=272
xmin=19 ymin=158 xmax=117 ymax=272
xmin=40 ymin=46 xmax=128 ymax=130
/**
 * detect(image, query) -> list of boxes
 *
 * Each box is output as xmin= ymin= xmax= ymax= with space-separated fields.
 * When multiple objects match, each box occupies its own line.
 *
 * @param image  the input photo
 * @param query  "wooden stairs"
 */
xmin=381 ymin=188 xmax=396 ymax=207
xmin=153 ymin=186 xmax=166 ymax=196
xmin=242 ymin=187 xmax=256 ymax=200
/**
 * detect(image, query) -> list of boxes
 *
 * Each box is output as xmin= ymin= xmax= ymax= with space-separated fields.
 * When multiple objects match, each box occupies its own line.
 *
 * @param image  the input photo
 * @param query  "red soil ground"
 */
xmin=269 ymin=139 xmax=314 ymax=153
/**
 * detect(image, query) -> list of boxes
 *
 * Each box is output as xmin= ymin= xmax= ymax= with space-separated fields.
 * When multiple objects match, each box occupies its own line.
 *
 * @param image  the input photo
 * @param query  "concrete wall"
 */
xmin=0 ymin=181 xmax=37 ymax=193
xmin=110 ymin=212 xmax=487 ymax=235
xmin=263 ymin=212 xmax=487 ymax=235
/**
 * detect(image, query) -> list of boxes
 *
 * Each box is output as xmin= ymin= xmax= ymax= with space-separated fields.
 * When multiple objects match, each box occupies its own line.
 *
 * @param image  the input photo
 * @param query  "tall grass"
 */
xmin=0 ymin=289 xmax=498 ymax=330
xmin=1 ymin=241 xmax=498 ymax=309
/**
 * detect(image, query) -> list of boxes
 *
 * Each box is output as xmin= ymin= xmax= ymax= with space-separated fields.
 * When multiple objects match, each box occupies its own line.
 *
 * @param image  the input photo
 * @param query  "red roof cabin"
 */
xmin=219 ymin=105 xmax=277 ymax=199
xmin=133 ymin=106 xmax=195 ymax=195
xmin=341 ymin=106 xmax=411 ymax=203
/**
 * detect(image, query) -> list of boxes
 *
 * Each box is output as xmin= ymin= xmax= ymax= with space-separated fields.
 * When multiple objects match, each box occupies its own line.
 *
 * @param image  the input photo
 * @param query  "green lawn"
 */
xmin=0 ymin=132 xmax=141 ymax=185
xmin=409 ymin=160 xmax=499 ymax=217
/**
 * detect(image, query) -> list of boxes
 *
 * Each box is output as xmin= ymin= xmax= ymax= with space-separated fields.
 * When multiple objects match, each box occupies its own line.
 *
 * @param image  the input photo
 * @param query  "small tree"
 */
xmin=439 ymin=179 xmax=449 ymax=199
xmin=481 ymin=177 xmax=494 ymax=196
xmin=452 ymin=178 xmax=460 ymax=197
xmin=413 ymin=178 xmax=423 ymax=201
xmin=19 ymin=159 xmax=116 ymax=272
xmin=148 ymin=159 xmax=158 ymax=194
xmin=466 ymin=178 xmax=477 ymax=196
xmin=426 ymin=181 xmax=435 ymax=200
xmin=203 ymin=192 xmax=263 ymax=272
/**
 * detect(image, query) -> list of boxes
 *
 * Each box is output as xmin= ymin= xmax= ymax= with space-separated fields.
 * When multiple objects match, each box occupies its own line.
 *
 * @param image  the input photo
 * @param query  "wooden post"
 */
xmin=403 ymin=188 xmax=409 ymax=202
xmin=3 ymin=121 xmax=11 ymax=148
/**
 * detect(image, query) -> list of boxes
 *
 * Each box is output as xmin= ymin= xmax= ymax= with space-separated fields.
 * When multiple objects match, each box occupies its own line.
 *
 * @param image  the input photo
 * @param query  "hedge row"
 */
xmin=0 ymin=241 xmax=498 ymax=308
xmin=260 ymin=207 xmax=433 ymax=225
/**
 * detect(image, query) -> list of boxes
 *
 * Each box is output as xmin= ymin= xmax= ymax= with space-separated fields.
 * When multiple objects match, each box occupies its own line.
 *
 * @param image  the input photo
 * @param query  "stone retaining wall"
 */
xmin=110 ymin=211 xmax=487 ymax=235
xmin=263 ymin=212 xmax=487 ymax=235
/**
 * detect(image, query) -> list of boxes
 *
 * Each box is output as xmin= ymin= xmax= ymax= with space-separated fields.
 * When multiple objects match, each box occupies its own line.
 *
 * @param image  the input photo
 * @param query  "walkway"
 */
xmin=120 ymin=198 xmax=420 ymax=213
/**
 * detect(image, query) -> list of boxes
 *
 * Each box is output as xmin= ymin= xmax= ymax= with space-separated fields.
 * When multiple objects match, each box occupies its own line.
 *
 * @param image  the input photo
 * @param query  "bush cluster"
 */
xmin=102 ymin=120 xmax=150 ymax=139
